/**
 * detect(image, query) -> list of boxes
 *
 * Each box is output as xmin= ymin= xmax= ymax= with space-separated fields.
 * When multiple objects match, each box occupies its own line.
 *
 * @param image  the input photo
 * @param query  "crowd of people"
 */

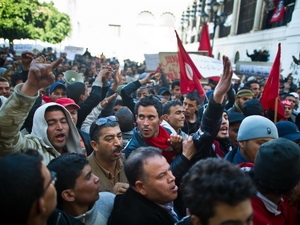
xmin=1 ymin=47 xmax=300 ymax=225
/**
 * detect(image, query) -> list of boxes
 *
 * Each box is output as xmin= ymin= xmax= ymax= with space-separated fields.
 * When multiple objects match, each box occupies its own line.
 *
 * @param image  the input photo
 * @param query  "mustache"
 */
xmin=113 ymin=147 xmax=123 ymax=153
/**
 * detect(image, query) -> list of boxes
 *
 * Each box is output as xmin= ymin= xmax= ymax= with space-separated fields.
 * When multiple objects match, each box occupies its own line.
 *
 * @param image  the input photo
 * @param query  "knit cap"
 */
xmin=237 ymin=115 xmax=278 ymax=141
xmin=236 ymin=88 xmax=254 ymax=97
xmin=253 ymin=138 xmax=300 ymax=192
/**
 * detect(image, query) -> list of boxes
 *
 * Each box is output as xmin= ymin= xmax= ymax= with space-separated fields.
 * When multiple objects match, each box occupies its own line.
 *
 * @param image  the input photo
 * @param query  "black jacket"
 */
xmin=107 ymin=188 xmax=177 ymax=225
xmin=47 ymin=208 xmax=84 ymax=225
xmin=192 ymin=95 xmax=229 ymax=162
xmin=77 ymin=85 xmax=108 ymax=128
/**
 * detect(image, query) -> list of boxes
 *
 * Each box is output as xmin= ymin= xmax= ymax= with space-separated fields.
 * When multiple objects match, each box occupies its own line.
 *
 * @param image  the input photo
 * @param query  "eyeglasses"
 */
xmin=90 ymin=116 xmax=119 ymax=138
xmin=43 ymin=171 xmax=57 ymax=194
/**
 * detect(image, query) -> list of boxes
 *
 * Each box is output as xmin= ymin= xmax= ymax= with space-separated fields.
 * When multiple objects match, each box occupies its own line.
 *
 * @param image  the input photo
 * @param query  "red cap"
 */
xmin=281 ymin=99 xmax=292 ymax=107
xmin=56 ymin=98 xmax=80 ymax=110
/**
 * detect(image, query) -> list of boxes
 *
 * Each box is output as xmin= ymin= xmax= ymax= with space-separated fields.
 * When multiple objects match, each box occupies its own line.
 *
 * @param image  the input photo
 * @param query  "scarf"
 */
xmin=144 ymin=126 xmax=176 ymax=163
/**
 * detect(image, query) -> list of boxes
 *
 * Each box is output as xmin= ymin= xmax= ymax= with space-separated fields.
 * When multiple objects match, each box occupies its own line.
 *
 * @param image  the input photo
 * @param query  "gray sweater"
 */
xmin=74 ymin=192 xmax=115 ymax=225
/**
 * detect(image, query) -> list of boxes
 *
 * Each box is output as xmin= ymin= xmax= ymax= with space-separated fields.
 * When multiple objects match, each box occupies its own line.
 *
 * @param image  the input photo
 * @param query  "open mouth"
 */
xmin=55 ymin=133 xmax=65 ymax=142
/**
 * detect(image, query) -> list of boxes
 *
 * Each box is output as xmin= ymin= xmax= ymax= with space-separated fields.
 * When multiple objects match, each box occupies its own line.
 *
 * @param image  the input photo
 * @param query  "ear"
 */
xmin=61 ymin=189 xmax=76 ymax=203
xmin=190 ymin=215 xmax=202 ymax=225
xmin=90 ymin=140 xmax=99 ymax=152
xmin=135 ymin=180 xmax=147 ymax=196
xmin=238 ymin=141 xmax=246 ymax=148
xmin=162 ymin=114 xmax=168 ymax=121
xmin=27 ymin=198 xmax=46 ymax=220
xmin=79 ymin=94 xmax=85 ymax=102
xmin=159 ymin=115 xmax=164 ymax=124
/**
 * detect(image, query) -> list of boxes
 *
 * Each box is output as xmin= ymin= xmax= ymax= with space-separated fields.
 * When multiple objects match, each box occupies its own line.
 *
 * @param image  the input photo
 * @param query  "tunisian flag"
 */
xmin=175 ymin=30 xmax=205 ymax=97
xmin=260 ymin=43 xmax=285 ymax=122
xmin=198 ymin=22 xmax=212 ymax=57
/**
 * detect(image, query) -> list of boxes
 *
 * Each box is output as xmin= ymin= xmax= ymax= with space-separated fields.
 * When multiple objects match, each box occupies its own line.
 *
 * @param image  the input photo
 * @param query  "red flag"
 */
xmin=260 ymin=43 xmax=285 ymax=122
xmin=175 ymin=30 xmax=205 ymax=97
xmin=270 ymin=0 xmax=285 ymax=23
xmin=198 ymin=22 xmax=212 ymax=57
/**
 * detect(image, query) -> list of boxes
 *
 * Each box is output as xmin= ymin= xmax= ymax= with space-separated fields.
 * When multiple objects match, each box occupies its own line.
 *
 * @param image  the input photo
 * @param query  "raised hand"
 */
xmin=213 ymin=56 xmax=233 ymax=104
xmin=21 ymin=55 xmax=63 ymax=96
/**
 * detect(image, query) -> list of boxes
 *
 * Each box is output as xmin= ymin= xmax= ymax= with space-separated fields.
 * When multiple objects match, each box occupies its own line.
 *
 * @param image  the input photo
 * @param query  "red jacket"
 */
xmin=251 ymin=195 xmax=298 ymax=225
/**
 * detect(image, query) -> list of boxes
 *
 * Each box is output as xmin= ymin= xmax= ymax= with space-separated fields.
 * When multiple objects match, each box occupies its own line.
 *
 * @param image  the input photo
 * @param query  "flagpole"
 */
xmin=274 ymin=96 xmax=278 ymax=123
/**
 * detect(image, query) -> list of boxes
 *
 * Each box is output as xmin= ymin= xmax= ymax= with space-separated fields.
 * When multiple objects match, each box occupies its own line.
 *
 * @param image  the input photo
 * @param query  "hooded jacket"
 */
xmin=0 ymin=83 xmax=83 ymax=164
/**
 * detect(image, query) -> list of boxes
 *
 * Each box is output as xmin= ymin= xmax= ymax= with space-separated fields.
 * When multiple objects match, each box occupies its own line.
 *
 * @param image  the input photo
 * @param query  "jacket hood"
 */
xmin=31 ymin=102 xmax=83 ymax=155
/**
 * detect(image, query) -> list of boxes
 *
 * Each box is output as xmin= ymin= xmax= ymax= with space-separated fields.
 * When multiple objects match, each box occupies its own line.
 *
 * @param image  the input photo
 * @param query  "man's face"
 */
xmin=41 ymin=163 xmax=57 ymax=218
xmin=217 ymin=112 xmax=229 ymax=139
xmin=286 ymin=96 xmax=296 ymax=107
xmin=228 ymin=122 xmax=241 ymax=147
xmin=126 ymin=67 xmax=133 ymax=75
xmin=45 ymin=110 xmax=70 ymax=152
xmin=203 ymin=84 xmax=212 ymax=92
xmin=284 ymin=105 xmax=293 ymax=119
xmin=183 ymin=98 xmax=199 ymax=118
xmin=164 ymin=105 xmax=185 ymax=131
xmin=72 ymin=164 xmax=101 ymax=205
xmin=91 ymin=126 xmax=123 ymax=163
xmin=139 ymin=155 xmax=178 ymax=205
xmin=65 ymin=106 xmax=78 ymax=125
xmin=171 ymin=85 xmax=182 ymax=100
xmin=136 ymin=89 xmax=149 ymax=101
xmin=239 ymin=138 xmax=273 ymax=162
xmin=0 ymin=81 xmax=10 ymax=98
xmin=236 ymin=95 xmax=253 ymax=109
xmin=81 ymin=85 xmax=90 ymax=102
xmin=136 ymin=105 xmax=161 ymax=138
xmin=193 ymin=199 xmax=253 ymax=225
xmin=50 ymin=88 xmax=66 ymax=102
xmin=250 ymin=83 xmax=260 ymax=98
xmin=162 ymin=93 xmax=171 ymax=101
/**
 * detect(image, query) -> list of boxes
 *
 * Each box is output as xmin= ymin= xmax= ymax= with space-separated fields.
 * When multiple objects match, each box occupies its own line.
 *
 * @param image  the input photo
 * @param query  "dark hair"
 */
xmin=171 ymin=79 xmax=180 ymax=90
xmin=245 ymin=80 xmax=260 ymax=87
xmin=163 ymin=100 xmax=183 ymax=115
xmin=45 ymin=104 xmax=66 ymax=114
xmin=115 ymin=106 xmax=135 ymax=132
xmin=66 ymin=82 xmax=86 ymax=104
xmin=185 ymin=91 xmax=202 ymax=105
xmin=125 ymin=146 xmax=162 ymax=187
xmin=114 ymin=99 xmax=124 ymax=107
xmin=0 ymin=77 xmax=8 ymax=82
xmin=10 ymin=72 xmax=23 ymax=87
xmin=134 ymin=94 xmax=163 ymax=117
xmin=89 ymin=119 xmax=120 ymax=141
xmin=181 ymin=158 xmax=256 ymax=225
xmin=47 ymin=153 xmax=87 ymax=209
xmin=0 ymin=149 xmax=44 ymax=225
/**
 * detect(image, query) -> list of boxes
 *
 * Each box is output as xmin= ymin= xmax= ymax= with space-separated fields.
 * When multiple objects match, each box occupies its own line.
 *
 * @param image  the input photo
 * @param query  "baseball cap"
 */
xmin=275 ymin=121 xmax=300 ymax=142
xmin=49 ymin=81 xmax=66 ymax=94
xmin=158 ymin=87 xmax=171 ymax=95
xmin=228 ymin=112 xmax=245 ymax=125
xmin=56 ymin=97 xmax=80 ymax=110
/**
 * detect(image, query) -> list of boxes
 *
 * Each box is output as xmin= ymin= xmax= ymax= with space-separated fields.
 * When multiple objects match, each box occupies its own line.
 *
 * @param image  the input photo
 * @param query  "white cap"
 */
xmin=290 ymin=92 xmax=299 ymax=99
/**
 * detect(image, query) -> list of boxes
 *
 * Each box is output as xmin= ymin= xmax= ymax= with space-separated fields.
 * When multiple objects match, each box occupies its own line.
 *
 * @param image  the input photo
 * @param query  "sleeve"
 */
xmin=76 ymin=85 xmax=103 ymax=128
xmin=120 ymin=80 xmax=142 ymax=115
xmin=192 ymin=95 xmax=225 ymax=160
xmin=0 ymin=84 xmax=39 ymax=156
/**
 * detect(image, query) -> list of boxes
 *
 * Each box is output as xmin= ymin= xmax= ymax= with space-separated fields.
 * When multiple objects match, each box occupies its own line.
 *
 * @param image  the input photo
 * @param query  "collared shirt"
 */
xmin=158 ymin=202 xmax=179 ymax=222
xmin=257 ymin=192 xmax=282 ymax=216
xmin=88 ymin=153 xmax=128 ymax=193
